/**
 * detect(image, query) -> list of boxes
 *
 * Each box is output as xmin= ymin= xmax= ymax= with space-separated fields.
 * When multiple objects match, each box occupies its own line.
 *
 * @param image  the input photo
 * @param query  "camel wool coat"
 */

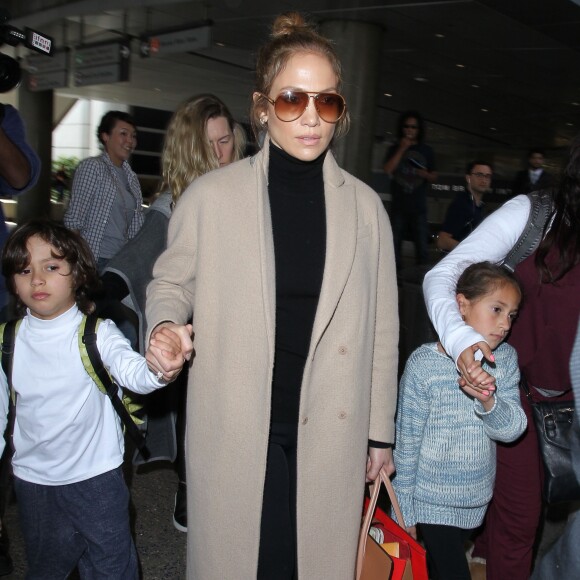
xmin=146 ymin=142 xmax=399 ymax=579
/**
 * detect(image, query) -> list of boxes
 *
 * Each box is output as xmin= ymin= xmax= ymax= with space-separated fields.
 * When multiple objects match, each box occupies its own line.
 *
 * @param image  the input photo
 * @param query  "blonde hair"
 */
xmin=159 ymin=94 xmax=246 ymax=204
xmin=251 ymin=12 xmax=350 ymax=141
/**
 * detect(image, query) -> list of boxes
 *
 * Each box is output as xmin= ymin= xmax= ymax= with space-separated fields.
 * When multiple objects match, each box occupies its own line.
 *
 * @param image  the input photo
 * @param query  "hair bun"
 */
xmin=271 ymin=12 xmax=311 ymax=38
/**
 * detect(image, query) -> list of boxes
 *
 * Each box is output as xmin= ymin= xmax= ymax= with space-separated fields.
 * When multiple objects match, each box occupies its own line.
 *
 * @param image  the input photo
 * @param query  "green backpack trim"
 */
xmin=0 ymin=313 xmax=150 ymax=460
xmin=77 ymin=315 xmax=145 ymax=426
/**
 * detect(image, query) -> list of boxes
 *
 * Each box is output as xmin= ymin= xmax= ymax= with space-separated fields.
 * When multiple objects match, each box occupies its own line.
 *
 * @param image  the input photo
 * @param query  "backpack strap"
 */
xmin=79 ymin=313 xmax=150 ymax=460
xmin=501 ymin=191 xmax=553 ymax=272
xmin=1 ymin=319 xmax=22 ymax=404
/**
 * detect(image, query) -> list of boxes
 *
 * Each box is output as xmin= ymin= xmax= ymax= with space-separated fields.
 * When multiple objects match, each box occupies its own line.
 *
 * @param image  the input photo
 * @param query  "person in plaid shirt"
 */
xmin=65 ymin=111 xmax=144 ymax=271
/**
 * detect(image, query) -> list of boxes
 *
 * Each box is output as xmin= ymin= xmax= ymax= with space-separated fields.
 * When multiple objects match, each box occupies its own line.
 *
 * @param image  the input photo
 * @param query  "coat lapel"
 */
xmin=310 ymin=153 xmax=357 ymax=352
xmin=252 ymin=144 xmax=276 ymax=358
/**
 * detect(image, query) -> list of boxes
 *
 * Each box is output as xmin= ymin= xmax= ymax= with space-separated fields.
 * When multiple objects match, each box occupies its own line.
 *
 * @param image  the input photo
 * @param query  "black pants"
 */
xmin=418 ymin=523 xmax=472 ymax=580
xmin=257 ymin=422 xmax=298 ymax=580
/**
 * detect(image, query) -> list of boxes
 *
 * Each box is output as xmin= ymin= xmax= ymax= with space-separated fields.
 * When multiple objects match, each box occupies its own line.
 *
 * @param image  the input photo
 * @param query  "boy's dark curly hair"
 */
xmin=2 ymin=219 xmax=100 ymax=315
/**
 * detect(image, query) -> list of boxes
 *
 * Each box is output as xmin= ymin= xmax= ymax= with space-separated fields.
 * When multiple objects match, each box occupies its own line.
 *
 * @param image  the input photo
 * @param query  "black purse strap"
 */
xmin=81 ymin=313 xmax=150 ymax=460
xmin=519 ymin=377 xmax=533 ymax=403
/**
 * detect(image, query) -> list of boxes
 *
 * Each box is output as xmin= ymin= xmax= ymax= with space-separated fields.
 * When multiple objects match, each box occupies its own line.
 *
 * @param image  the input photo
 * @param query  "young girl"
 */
xmin=392 ymin=262 xmax=527 ymax=580
xmin=0 ymin=220 xmax=181 ymax=579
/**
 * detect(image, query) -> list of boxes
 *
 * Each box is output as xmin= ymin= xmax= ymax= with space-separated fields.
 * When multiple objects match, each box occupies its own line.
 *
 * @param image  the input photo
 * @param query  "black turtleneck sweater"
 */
xmin=268 ymin=143 xmax=326 ymax=424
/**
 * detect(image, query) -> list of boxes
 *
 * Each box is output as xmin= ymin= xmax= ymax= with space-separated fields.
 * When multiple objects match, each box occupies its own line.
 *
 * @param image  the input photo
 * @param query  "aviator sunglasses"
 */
xmin=259 ymin=90 xmax=347 ymax=123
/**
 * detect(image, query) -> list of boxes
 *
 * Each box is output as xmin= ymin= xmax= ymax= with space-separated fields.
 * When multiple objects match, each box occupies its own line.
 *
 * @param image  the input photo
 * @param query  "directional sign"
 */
xmin=26 ymin=49 xmax=69 ymax=91
xmin=140 ymin=23 xmax=211 ymax=57
xmin=74 ymin=39 xmax=130 ymax=87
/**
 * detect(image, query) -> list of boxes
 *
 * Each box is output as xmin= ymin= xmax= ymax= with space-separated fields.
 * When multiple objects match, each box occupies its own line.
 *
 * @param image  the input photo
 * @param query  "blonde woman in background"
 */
xmin=101 ymin=94 xmax=245 ymax=532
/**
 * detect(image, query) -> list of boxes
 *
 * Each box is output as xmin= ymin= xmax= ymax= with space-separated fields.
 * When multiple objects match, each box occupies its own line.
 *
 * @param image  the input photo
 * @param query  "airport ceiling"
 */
xmin=12 ymin=0 xmax=580 ymax=151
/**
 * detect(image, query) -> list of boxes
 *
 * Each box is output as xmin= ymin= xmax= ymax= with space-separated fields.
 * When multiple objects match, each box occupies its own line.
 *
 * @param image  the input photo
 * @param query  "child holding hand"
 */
xmin=0 ymin=220 xmax=183 ymax=578
xmin=392 ymin=262 xmax=527 ymax=580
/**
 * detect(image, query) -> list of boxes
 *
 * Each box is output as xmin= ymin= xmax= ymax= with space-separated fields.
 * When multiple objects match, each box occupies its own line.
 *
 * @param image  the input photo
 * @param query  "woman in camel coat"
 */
xmin=146 ymin=13 xmax=398 ymax=580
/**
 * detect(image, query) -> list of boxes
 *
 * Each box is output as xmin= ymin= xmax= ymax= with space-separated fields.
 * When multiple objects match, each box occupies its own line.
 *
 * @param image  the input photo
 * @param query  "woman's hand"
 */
xmin=366 ymin=447 xmax=394 ymax=482
xmin=406 ymin=525 xmax=417 ymax=541
xmin=457 ymin=342 xmax=496 ymax=394
xmin=146 ymin=322 xmax=193 ymax=381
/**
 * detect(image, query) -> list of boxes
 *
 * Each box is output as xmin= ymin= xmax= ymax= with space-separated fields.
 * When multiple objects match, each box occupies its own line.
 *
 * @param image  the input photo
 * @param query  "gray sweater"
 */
xmin=393 ymin=342 xmax=527 ymax=529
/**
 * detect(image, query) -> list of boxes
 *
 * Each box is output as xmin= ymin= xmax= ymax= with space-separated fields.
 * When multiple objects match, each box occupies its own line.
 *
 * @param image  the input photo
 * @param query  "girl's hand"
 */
xmin=457 ymin=342 xmax=496 ymax=394
xmin=460 ymin=383 xmax=495 ymax=412
xmin=406 ymin=525 xmax=417 ymax=540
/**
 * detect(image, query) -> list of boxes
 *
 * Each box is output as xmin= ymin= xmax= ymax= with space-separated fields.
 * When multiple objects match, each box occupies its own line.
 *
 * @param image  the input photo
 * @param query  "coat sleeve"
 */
xmin=145 ymin=185 xmax=198 ymax=343
xmin=0 ymin=105 xmax=40 ymax=195
xmin=423 ymin=195 xmax=530 ymax=364
xmin=369 ymin=199 xmax=399 ymax=444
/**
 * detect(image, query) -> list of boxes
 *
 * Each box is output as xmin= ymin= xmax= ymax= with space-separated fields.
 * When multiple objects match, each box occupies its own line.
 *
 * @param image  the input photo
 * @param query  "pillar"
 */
xmin=320 ymin=20 xmax=383 ymax=184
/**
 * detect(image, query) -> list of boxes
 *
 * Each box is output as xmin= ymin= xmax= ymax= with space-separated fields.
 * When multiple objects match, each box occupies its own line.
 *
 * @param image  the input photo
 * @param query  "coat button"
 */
xmin=338 ymin=411 xmax=347 ymax=420
xmin=338 ymin=346 xmax=347 ymax=355
xmin=301 ymin=417 xmax=308 ymax=425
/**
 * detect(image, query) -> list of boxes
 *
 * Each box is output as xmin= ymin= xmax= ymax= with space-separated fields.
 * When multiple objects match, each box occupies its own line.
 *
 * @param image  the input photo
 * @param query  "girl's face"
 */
xmin=14 ymin=235 xmax=76 ymax=320
xmin=258 ymin=51 xmax=338 ymax=162
xmin=457 ymin=282 xmax=521 ymax=350
xmin=102 ymin=120 xmax=137 ymax=167
xmin=206 ymin=116 xmax=235 ymax=167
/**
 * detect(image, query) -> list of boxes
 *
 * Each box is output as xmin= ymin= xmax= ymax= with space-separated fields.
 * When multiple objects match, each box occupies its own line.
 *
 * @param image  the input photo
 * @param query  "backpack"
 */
xmin=501 ymin=190 xmax=553 ymax=272
xmin=0 ymin=312 xmax=150 ymax=460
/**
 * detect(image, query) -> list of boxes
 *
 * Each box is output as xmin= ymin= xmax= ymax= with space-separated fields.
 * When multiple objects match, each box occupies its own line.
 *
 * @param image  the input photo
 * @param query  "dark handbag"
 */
xmin=521 ymin=380 xmax=580 ymax=503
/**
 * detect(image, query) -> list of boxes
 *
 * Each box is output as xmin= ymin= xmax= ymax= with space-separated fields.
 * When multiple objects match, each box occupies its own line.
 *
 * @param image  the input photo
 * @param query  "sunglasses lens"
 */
xmin=274 ymin=91 xmax=310 ymax=121
xmin=273 ymin=91 xmax=346 ymax=123
xmin=315 ymin=93 xmax=345 ymax=123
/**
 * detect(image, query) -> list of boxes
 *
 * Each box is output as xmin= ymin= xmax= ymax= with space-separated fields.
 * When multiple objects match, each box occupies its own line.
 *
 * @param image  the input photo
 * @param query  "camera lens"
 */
xmin=0 ymin=53 xmax=21 ymax=93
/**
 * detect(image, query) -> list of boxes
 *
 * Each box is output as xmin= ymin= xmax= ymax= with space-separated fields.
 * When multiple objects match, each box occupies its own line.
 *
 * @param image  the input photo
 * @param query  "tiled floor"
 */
xmin=1 ymin=461 xmax=187 ymax=579
xmin=1 ymin=459 xmax=576 ymax=579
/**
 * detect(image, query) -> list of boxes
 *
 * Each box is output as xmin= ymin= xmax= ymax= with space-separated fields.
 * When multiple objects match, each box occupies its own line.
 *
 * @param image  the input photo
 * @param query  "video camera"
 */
xmin=0 ymin=8 xmax=54 ymax=93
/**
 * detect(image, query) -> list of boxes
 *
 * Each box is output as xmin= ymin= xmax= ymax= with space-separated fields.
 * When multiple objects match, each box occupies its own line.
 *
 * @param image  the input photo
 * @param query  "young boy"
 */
xmin=0 ymin=219 xmax=182 ymax=578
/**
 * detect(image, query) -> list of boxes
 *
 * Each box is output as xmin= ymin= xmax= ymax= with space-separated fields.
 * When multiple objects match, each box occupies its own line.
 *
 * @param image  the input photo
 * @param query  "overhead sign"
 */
xmin=26 ymin=49 xmax=69 ymax=91
xmin=74 ymin=39 xmax=130 ymax=87
xmin=140 ymin=22 xmax=212 ymax=57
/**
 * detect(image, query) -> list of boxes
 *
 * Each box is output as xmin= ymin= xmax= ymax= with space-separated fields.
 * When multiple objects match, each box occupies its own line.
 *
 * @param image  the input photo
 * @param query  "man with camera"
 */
xmin=0 ymin=102 xmax=40 ymax=317
xmin=0 ymin=101 xmax=40 ymax=576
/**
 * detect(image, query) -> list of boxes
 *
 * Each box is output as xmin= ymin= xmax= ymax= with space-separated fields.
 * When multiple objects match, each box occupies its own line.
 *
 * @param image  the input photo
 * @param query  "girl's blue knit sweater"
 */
xmin=393 ymin=342 xmax=526 ymax=529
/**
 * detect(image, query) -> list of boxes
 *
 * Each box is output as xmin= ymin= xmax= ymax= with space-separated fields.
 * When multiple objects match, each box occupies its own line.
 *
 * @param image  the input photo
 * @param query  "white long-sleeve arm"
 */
xmin=423 ymin=195 xmax=530 ymax=364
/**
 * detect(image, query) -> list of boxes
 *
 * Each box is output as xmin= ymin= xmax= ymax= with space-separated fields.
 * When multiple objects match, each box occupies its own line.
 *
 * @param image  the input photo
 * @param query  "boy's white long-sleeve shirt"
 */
xmin=0 ymin=305 xmax=165 ymax=485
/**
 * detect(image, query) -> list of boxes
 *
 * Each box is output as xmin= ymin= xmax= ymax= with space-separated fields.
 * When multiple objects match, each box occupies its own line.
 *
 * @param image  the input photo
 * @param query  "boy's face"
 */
xmin=13 ymin=235 xmax=76 ymax=320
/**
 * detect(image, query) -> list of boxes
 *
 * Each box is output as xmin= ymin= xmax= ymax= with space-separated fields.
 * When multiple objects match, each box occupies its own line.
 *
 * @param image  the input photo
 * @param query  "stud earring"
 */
xmin=260 ymin=117 xmax=267 ymax=126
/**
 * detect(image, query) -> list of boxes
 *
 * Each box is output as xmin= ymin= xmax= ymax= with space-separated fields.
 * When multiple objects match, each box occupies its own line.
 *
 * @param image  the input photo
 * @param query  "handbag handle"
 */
xmin=355 ymin=467 xmax=406 ymax=580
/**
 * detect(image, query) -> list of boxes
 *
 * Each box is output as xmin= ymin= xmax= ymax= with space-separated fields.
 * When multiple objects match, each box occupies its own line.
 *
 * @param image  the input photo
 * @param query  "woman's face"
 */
xmin=206 ymin=116 xmax=235 ymax=167
xmin=261 ymin=52 xmax=339 ymax=162
xmin=402 ymin=117 xmax=419 ymax=143
xmin=102 ymin=120 xmax=137 ymax=167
